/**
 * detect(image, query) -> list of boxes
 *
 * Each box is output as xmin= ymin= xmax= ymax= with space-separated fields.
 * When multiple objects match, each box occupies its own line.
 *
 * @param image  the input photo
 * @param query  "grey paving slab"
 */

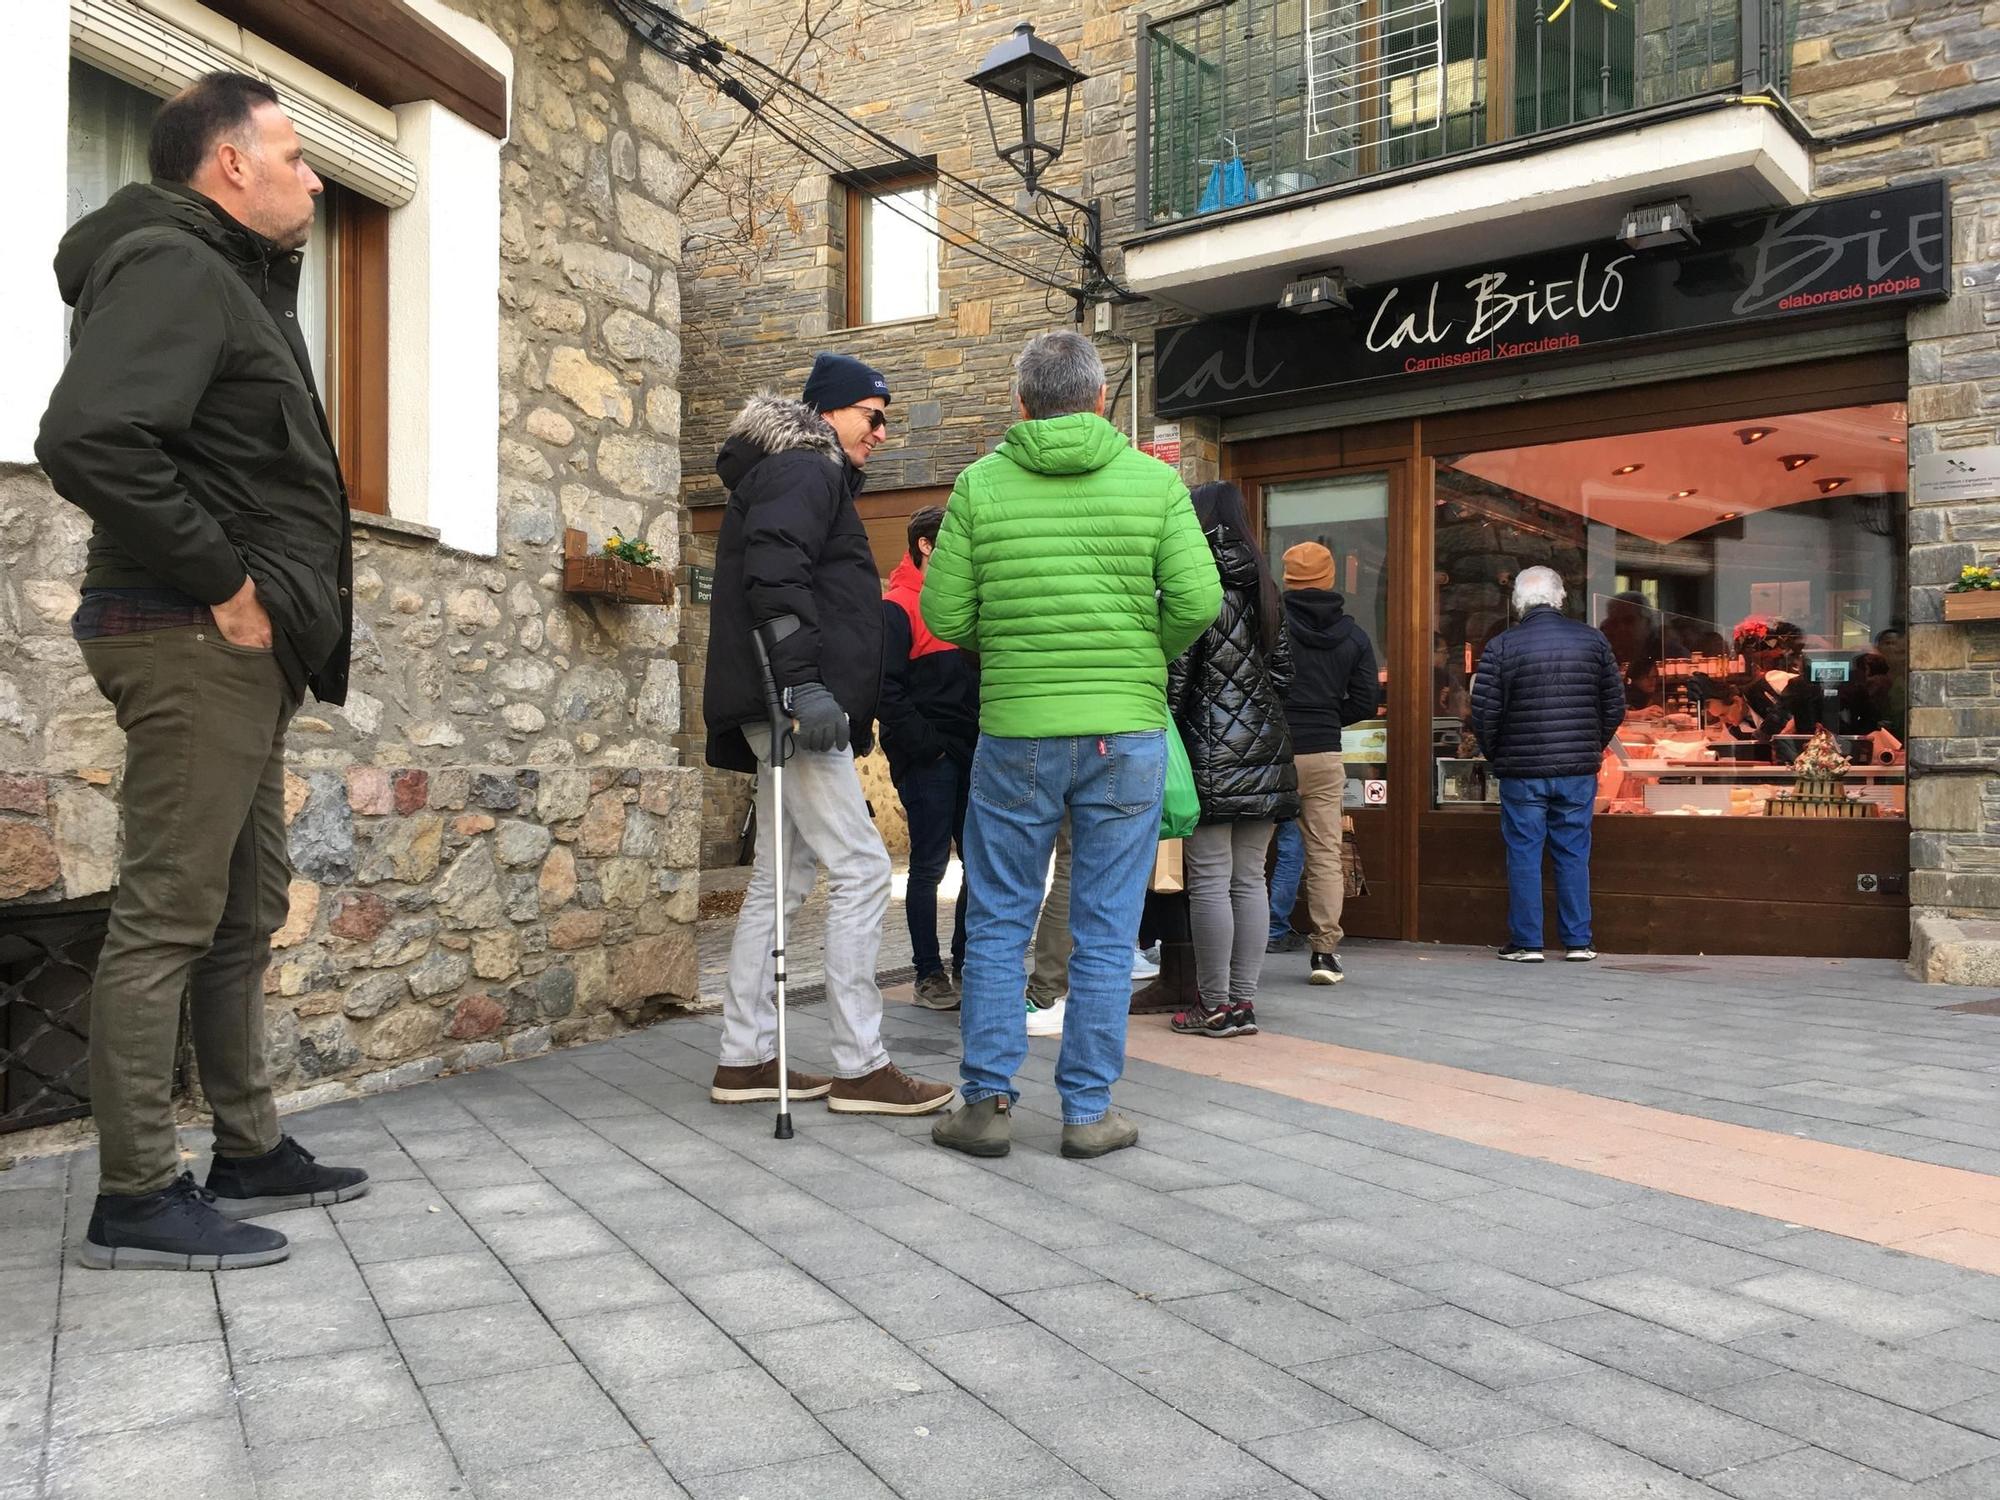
xmin=1060 ymin=1230 xmax=1252 ymax=1299
xmin=677 ymin=1264 xmax=855 ymax=1336
xmin=426 ymin=1362 xmax=637 ymax=1474
xmin=1010 ymin=1391 xmax=1297 ymax=1500
xmin=1359 ymin=1303 xmax=1594 ymax=1388
xmin=912 ymin=1321 xmax=1132 ymax=1420
xmin=49 ymin=1338 xmax=235 ymax=1443
xmin=390 ymin=1300 xmax=573 ymax=1387
xmin=217 ymin=1289 xmax=391 ymax=1364
xmin=54 ymin=1271 xmax=221 ymax=1356
xmin=236 ymin=1345 xmax=427 ymax=1446
xmin=1712 ymin=1371 xmax=2000 ymax=1482
xmin=1238 ymin=1251 xmax=1438 ymax=1320
xmin=250 ymin=1420 xmax=468 ymax=1500
xmin=476 ymin=1209 xmax=627 ymax=1264
xmin=821 ymin=1389 xmax=1077 ymax=1500
xmin=1704 ymin=1445 xmax=1925 ymax=1500
xmin=1454 ymin=1424 xmax=1719 ymax=1500
xmin=832 ymin=1263 xmax=1023 ymax=1341
xmin=472 ymin=1444 xmax=690 ymax=1500
xmin=629 ymin=1364 xmax=842 ymax=1477
xmin=1165 ymin=1286 xmax=1383 ymax=1369
xmin=559 ymin=1302 xmax=752 ymax=1389
xmin=1291 ymin=1346 xmax=1556 ymax=1449
xmin=1926 ymin=1455 xmax=2000 ymax=1498
xmin=44 ymin=1415 xmax=257 ymax=1500
xmin=1115 ymin=1336 xmax=1357 ymax=1444
xmin=682 ymin=1453 xmax=898 ymax=1500
xmin=1511 ymin=1368 xmax=1805 ymax=1478
xmin=1730 ymin=1322 xmax=2000 ymax=1413
xmin=1734 ymin=1270 xmax=1972 ymax=1344
xmin=1533 ymin=1308 xmax=1785 ymax=1396
xmin=335 ymin=1203 xmax=485 ymax=1263
xmin=360 ymin=1248 xmax=525 ymax=1319
xmin=1249 ymin=1416 xmax=1526 ymax=1499
xmin=1382 ymin=1259 xmax=1599 ymax=1327
xmin=741 ymin=1317 xmax=948 ymax=1413
xmin=513 ymin=1248 xmax=682 ymax=1319
xmin=1568 ymin=1270 xmax=1806 ymax=1341
xmin=1008 ymin=1280 xmax=1216 ymax=1366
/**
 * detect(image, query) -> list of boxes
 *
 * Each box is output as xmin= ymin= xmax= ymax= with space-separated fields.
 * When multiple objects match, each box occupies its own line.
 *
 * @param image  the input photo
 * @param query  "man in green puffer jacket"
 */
xmin=923 ymin=330 xmax=1220 ymax=1161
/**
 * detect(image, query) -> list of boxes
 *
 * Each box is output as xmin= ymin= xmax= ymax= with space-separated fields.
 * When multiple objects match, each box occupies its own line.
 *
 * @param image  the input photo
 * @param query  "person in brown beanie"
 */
xmin=1268 ymin=542 xmax=1379 ymax=985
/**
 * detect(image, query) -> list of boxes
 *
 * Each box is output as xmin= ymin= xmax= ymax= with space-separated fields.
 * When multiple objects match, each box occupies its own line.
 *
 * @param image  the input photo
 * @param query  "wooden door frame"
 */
xmin=1226 ymin=440 xmax=1423 ymax=939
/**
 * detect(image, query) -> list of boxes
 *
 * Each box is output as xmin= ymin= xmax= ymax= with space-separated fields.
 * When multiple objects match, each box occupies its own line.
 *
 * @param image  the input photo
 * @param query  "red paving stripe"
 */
xmin=1123 ymin=1017 xmax=2000 ymax=1276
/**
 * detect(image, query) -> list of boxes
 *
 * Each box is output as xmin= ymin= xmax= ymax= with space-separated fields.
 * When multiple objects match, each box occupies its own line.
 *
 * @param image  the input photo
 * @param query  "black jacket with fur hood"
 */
xmin=704 ymin=393 xmax=883 ymax=772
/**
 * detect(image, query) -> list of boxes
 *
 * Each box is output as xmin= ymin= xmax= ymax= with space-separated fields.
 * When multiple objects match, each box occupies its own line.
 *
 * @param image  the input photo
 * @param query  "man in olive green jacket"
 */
xmin=923 ymin=330 xmax=1220 ymax=1161
xmin=37 ymin=73 xmax=366 ymax=1272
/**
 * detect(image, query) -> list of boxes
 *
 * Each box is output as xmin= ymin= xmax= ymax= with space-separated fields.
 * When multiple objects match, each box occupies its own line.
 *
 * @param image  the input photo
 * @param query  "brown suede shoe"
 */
xmin=710 ymin=1060 xmax=836 ymax=1104
xmin=827 ymin=1062 xmax=954 ymax=1116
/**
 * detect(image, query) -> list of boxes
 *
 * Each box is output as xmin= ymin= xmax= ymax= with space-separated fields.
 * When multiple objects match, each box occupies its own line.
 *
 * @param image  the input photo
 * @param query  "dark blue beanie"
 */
xmin=801 ymin=352 xmax=890 ymax=413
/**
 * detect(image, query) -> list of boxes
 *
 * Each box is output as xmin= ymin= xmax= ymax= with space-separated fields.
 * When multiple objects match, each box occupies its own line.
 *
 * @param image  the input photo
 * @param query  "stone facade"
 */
xmin=1788 ymin=0 xmax=2000 ymax=976
xmin=0 ymin=0 xmax=704 ymax=1115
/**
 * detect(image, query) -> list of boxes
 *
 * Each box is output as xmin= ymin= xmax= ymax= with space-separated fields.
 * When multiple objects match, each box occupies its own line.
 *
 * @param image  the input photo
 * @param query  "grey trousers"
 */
xmin=1185 ymin=819 xmax=1275 ymax=1010
xmin=721 ymin=725 xmax=892 ymax=1079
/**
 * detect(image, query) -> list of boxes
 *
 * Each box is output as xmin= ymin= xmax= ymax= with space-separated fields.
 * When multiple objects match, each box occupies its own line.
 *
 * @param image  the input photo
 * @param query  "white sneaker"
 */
xmin=1026 ymin=996 xmax=1066 ymax=1038
xmin=1131 ymin=945 xmax=1161 ymax=980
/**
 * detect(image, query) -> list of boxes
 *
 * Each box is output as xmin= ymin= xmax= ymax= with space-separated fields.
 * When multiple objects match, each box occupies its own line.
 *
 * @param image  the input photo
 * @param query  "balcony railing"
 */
xmin=1137 ymin=0 xmax=1793 ymax=228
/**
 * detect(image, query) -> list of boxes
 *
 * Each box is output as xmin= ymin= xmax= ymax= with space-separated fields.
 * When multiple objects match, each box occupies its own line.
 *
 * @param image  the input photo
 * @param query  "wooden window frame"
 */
xmin=329 ymin=188 xmax=391 ymax=516
xmin=840 ymin=163 xmax=939 ymax=330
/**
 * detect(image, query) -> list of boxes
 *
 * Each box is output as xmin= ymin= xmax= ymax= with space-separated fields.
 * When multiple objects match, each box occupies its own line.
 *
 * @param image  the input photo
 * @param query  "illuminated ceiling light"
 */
xmin=1612 ymin=463 xmax=1644 ymax=476
xmin=1816 ymin=476 xmax=1850 ymax=494
xmin=1733 ymin=426 xmax=1775 ymax=445
xmin=1672 ymin=488 xmax=1698 ymax=499
xmin=1779 ymin=453 xmax=1816 ymax=472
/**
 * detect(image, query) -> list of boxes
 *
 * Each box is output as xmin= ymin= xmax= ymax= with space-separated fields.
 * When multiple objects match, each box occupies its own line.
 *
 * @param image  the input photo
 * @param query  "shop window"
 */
xmin=1433 ymin=401 xmax=1908 ymax=818
xmin=64 ymin=61 xmax=389 ymax=514
xmin=843 ymin=170 xmax=939 ymax=327
xmin=1265 ymin=472 xmax=1392 ymax=806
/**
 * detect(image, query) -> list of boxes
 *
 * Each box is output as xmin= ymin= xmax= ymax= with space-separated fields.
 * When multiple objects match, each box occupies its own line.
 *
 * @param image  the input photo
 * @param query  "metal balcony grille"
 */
xmin=1 ymin=905 xmax=107 ymax=1135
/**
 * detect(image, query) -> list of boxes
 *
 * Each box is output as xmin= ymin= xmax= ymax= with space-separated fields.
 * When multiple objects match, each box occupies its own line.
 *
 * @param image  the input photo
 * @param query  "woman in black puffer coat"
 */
xmin=1167 ymin=483 xmax=1300 ymax=1038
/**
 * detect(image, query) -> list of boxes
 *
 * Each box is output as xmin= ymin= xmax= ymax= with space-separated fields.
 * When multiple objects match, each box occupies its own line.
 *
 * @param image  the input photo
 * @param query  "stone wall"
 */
xmin=0 ymin=0 xmax=703 ymax=1110
xmin=672 ymin=0 xmax=1216 ymax=860
xmin=1789 ymin=0 xmax=2000 ymax=977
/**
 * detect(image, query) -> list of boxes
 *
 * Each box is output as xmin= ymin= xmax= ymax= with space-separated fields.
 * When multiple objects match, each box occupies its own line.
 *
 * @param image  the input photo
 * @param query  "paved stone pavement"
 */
xmin=6 ymin=946 xmax=2000 ymax=1498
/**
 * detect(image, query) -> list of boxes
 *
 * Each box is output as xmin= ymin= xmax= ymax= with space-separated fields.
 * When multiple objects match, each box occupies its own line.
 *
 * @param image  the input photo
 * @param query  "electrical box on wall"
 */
xmin=1093 ymin=302 xmax=1114 ymax=334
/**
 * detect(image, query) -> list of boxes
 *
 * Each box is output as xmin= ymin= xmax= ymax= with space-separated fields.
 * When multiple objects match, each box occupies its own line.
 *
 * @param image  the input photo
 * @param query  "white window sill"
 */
xmin=353 ymin=509 xmax=442 ymax=544
xmin=828 ymin=312 xmax=944 ymax=336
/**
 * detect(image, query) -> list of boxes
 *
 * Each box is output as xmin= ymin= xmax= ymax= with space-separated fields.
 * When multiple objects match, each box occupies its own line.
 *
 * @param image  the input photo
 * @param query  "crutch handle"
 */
xmin=751 ymin=618 xmax=800 ymax=764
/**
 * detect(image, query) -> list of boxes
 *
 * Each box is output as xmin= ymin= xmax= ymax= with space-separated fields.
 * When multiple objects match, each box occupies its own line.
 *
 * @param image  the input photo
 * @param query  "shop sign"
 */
xmin=1155 ymin=180 xmax=1951 ymax=417
xmin=685 ymin=564 xmax=714 ymax=603
xmin=1140 ymin=422 xmax=1182 ymax=464
xmin=1912 ymin=446 xmax=2000 ymax=505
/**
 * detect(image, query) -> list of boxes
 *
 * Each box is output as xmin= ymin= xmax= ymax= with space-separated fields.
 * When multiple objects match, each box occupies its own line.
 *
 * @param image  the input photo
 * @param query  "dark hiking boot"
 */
xmin=1131 ymin=939 xmax=1198 ymax=1015
xmin=931 ymin=1095 xmax=1011 ymax=1157
xmin=912 ymin=971 xmax=959 ymax=1009
xmin=828 ymin=1062 xmax=955 ymax=1115
xmin=1267 ymin=931 xmax=1305 ymax=954
xmin=711 ymin=1060 xmax=836 ymax=1104
xmin=206 ymin=1137 xmax=370 ymax=1219
xmin=82 ymin=1173 xmax=290 ymax=1271
xmin=1061 ymin=1114 xmax=1140 ymax=1159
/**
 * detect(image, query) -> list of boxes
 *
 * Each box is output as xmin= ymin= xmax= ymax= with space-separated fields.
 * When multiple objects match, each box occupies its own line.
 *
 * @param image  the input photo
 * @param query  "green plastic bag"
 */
xmin=1160 ymin=723 xmax=1199 ymax=839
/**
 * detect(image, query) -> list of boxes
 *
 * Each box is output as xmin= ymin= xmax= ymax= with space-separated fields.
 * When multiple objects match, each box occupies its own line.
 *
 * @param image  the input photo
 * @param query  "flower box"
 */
xmin=561 ymin=528 xmax=670 ymax=605
xmin=1943 ymin=590 xmax=2000 ymax=622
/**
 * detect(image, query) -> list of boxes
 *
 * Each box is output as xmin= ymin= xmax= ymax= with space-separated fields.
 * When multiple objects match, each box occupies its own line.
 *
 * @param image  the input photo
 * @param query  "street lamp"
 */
xmin=966 ymin=21 xmax=1107 ymax=314
xmin=966 ymin=22 xmax=1087 ymax=196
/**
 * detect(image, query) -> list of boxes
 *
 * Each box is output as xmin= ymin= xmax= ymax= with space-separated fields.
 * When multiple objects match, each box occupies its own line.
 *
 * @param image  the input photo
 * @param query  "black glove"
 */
xmin=783 ymin=682 xmax=850 ymax=754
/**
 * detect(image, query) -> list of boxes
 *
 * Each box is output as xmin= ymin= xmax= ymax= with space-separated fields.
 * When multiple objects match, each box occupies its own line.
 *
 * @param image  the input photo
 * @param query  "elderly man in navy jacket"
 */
xmin=1469 ymin=566 xmax=1626 ymax=963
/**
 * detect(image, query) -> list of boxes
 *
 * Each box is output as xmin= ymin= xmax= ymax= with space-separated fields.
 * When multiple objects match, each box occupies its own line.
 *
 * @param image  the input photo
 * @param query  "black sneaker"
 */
xmin=1170 ymin=1004 xmax=1241 ymax=1038
xmin=205 ymin=1136 xmax=370 ymax=1219
xmin=1309 ymin=951 xmax=1344 ymax=985
xmin=1230 ymin=1002 xmax=1258 ymax=1036
xmin=81 ymin=1173 xmax=290 ymax=1271
xmin=1497 ymin=947 xmax=1545 ymax=963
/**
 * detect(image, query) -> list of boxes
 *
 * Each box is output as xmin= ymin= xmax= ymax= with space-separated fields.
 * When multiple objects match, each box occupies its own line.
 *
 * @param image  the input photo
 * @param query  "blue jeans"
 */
xmin=959 ymin=731 xmax=1165 ymax=1125
xmin=896 ymin=755 xmax=968 ymax=981
xmin=1498 ymin=775 xmax=1596 ymax=951
xmin=1267 ymin=819 xmax=1304 ymax=941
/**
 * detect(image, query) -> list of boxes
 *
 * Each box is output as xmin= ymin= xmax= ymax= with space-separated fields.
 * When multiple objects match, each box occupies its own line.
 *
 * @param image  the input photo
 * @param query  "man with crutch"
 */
xmin=702 ymin=355 xmax=954 ymax=1119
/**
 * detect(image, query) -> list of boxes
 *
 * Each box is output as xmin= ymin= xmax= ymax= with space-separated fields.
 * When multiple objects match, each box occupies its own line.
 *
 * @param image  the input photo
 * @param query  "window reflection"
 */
xmin=1434 ymin=402 xmax=1908 ymax=817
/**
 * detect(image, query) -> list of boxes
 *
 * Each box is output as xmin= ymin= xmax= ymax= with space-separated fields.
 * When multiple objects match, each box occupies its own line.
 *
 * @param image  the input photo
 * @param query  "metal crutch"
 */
xmin=752 ymin=626 xmax=796 ymax=1141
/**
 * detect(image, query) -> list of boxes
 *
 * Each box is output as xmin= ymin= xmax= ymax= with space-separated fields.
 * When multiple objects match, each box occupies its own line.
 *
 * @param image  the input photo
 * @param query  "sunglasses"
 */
xmin=836 ymin=406 xmax=888 ymax=432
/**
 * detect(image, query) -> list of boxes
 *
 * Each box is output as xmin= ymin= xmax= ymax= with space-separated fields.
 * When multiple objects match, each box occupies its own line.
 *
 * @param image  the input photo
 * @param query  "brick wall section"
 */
xmin=673 ymin=1 xmax=1221 ymax=855
xmin=0 ymin=0 xmax=705 ymax=1096
xmin=1789 ymin=0 xmax=2000 ymax=966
